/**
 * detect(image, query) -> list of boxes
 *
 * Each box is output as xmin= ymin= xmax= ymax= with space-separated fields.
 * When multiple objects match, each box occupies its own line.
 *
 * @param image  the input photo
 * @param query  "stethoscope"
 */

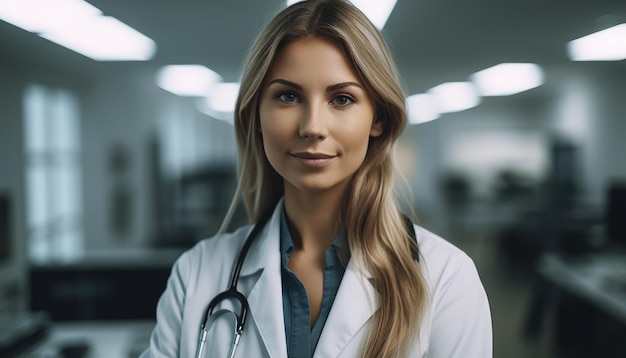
xmin=194 ymin=209 xmax=418 ymax=358
xmin=195 ymin=208 xmax=275 ymax=358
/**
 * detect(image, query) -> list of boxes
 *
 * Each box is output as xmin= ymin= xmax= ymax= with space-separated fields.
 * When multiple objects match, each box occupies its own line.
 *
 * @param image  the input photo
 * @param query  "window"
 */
xmin=23 ymin=84 xmax=83 ymax=262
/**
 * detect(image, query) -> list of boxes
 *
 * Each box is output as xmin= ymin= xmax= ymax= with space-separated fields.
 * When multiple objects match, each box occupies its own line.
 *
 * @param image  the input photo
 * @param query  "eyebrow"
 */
xmin=267 ymin=79 xmax=363 ymax=92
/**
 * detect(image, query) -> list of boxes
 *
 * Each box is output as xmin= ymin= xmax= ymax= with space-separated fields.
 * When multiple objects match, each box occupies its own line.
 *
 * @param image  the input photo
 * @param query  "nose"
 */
xmin=299 ymin=104 xmax=328 ymax=140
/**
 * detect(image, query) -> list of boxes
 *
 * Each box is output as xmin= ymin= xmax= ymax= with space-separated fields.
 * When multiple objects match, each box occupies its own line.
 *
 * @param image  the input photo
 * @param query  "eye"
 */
xmin=331 ymin=94 xmax=355 ymax=106
xmin=275 ymin=92 xmax=300 ymax=103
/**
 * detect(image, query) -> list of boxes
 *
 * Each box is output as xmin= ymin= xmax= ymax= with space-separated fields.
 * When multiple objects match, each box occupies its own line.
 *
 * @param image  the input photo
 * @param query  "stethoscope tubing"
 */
xmin=195 ymin=208 xmax=275 ymax=358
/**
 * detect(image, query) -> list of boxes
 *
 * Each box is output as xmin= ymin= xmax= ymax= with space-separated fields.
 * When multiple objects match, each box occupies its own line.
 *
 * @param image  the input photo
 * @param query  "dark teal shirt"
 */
xmin=280 ymin=208 xmax=346 ymax=357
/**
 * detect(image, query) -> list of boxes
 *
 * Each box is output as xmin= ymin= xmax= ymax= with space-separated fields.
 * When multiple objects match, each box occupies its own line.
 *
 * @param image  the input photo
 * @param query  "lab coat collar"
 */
xmin=238 ymin=200 xmax=287 ymax=358
xmin=237 ymin=199 xmax=378 ymax=358
xmin=239 ymin=199 xmax=283 ymax=277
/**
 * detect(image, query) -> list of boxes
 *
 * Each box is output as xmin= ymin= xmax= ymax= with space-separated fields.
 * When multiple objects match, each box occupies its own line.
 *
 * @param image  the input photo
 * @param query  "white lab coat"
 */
xmin=141 ymin=201 xmax=492 ymax=357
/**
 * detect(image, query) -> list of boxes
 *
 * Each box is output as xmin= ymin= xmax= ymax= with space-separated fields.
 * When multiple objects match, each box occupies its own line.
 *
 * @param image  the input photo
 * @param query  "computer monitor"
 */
xmin=606 ymin=182 xmax=626 ymax=246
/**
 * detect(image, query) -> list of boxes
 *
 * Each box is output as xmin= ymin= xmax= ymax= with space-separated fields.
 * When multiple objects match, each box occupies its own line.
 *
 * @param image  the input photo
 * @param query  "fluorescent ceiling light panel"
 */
xmin=428 ymin=82 xmax=480 ymax=113
xmin=156 ymin=65 xmax=223 ymax=97
xmin=41 ymin=16 xmax=156 ymax=61
xmin=407 ymin=93 xmax=440 ymax=124
xmin=0 ymin=0 xmax=101 ymax=33
xmin=206 ymin=82 xmax=241 ymax=113
xmin=567 ymin=24 xmax=626 ymax=61
xmin=195 ymin=100 xmax=233 ymax=124
xmin=471 ymin=63 xmax=544 ymax=96
xmin=0 ymin=0 xmax=156 ymax=61
xmin=196 ymin=82 xmax=241 ymax=124
xmin=286 ymin=0 xmax=397 ymax=29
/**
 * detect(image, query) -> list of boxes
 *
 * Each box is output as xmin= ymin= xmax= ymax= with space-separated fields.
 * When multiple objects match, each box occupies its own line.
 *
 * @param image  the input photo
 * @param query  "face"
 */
xmin=258 ymin=36 xmax=382 ymax=196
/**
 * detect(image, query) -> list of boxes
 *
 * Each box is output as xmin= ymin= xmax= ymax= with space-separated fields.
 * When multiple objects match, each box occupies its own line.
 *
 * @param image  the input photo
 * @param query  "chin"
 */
xmin=289 ymin=175 xmax=353 ymax=194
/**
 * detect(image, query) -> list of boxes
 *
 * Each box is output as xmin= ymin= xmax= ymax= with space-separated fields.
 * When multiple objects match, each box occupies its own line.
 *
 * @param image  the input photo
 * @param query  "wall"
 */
xmin=81 ymin=66 xmax=238 ymax=250
xmin=81 ymin=67 xmax=166 ymax=250
xmin=0 ymin=68 xmax=28 ymax=312
xmin=399 ymin=62 xmax=626 ymax=236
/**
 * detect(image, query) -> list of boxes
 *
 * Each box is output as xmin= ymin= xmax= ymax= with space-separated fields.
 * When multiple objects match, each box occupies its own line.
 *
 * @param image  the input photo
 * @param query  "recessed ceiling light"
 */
xmin=196 ymin=82 xmax=241 ymax=123
xmin=567 ymin=24 xmax=626 ymax=61
xmin=156 ymin=65 xmax=223 ymax=97
xmin=470 ymin=63 xmax=544 ymax=96
xmin=206 ymin=82 xmax=241 ymax=113
xmin=407 ymin=93 xmax=440 ymax=124
xmin=428 ymin=82 xmax=480 ymax=113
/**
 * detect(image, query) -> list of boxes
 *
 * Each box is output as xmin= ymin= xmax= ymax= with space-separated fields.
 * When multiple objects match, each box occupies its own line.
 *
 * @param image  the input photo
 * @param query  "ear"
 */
xmin=370 ymin=118 xmax=383 ymax=137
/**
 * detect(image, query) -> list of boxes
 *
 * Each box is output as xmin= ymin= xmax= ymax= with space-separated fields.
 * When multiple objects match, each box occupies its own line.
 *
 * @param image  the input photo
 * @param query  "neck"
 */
xmin=283 ymin=184 xmax=346 ymax=253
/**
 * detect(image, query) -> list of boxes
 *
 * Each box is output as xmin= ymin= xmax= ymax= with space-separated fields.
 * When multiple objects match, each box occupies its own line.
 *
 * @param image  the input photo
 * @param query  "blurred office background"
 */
xmin=1 ymin=0 xmax=626 ymax=357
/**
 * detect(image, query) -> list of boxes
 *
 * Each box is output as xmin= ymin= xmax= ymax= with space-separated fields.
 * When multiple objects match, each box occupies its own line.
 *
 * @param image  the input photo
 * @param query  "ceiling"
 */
xmin=1 ymin=0 xmax=625 ymax=94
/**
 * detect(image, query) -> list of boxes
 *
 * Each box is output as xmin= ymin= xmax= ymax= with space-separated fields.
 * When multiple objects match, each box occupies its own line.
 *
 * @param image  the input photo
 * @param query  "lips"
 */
xmin=290 ymin=151 xmax=336 ymax=167
xmin=291 ymin=152 xmax=335 ymax=159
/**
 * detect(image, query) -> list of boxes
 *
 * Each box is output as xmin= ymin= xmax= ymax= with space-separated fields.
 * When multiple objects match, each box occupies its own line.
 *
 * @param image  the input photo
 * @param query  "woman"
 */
xmin=142 ymin=1 xmax=492 ymax=357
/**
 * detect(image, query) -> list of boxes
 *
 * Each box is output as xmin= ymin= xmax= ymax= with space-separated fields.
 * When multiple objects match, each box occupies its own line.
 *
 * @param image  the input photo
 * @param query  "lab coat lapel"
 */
xmin=313 ymin=259 xmax=378 ymax=358
xmin=237 ymin=201 xmax=288 ymax=358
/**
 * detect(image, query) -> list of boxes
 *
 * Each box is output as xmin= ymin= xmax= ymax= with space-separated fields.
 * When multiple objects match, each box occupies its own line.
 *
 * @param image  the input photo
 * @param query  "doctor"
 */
xmin=142 ymin=0 xmax=492 ymax=357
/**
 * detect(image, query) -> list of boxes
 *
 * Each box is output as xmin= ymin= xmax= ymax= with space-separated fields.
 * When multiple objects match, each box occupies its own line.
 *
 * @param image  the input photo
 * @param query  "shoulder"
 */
xmin=172 ymin=225 xmax=254 ymax=274
xmin=413 ymin=225 xmax=493 ymax=357
xmin=414 ymin=225 xmax=475 ymax=273
xmin=413 ymin=225 xmax=486 ymax=304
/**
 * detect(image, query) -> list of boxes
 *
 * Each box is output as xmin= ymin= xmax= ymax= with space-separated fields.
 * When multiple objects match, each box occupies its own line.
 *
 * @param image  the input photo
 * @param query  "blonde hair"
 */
xmin=221 ymin=1 xmax=427 ymax=356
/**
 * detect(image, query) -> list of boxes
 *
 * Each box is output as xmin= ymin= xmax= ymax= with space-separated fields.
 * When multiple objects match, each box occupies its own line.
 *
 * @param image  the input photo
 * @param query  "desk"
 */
xmin=536 ymin=251 xmax=626 ymax=357
xmin=15 ymin=320 xmax=155 ymax=358
xmin=30 ymin=248 xmax=183 ymax=321
xmin=538 ymin=252 xmax=626 ymax=324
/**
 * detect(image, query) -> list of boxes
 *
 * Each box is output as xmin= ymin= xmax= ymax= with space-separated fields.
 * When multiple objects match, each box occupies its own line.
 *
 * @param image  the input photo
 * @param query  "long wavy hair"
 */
xmin=221 ymin=0 xmax=428 ymax=356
